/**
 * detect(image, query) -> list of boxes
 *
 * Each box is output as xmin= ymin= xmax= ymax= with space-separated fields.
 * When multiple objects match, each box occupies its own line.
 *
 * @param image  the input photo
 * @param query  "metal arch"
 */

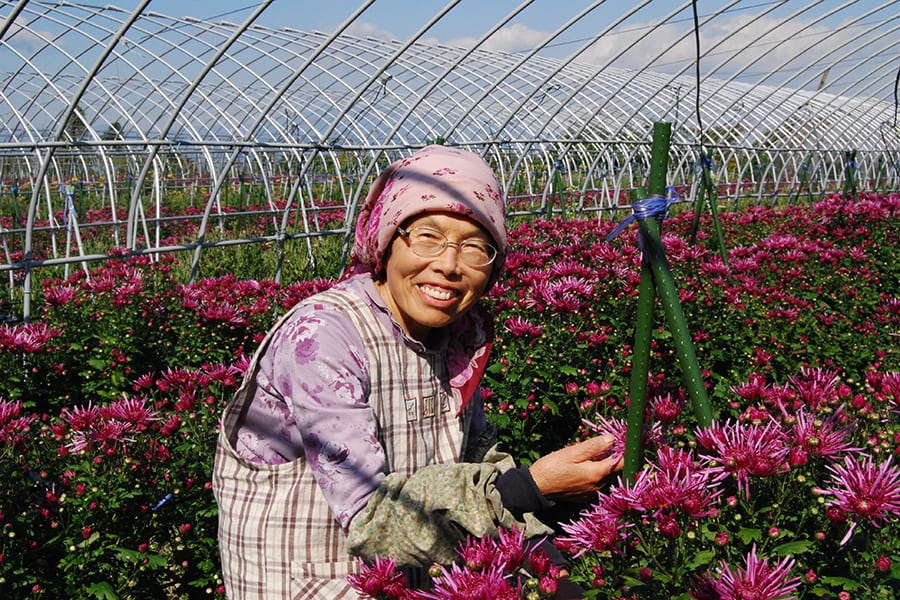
xmin=189 ymin=1 xmax=378 ymax=282
xmin=451 ymin=0 xmax=648 ymax=198
xmin=0 ymin=0 xmax=27 ymax=42
xmin=805 ymin=44 xmax=900 ymax=152
xmin=442 ymin=1 xmax=608 ymax=142
xmin=345 ymin=0 xmax=536 ymax=232
xmin=124 ymin=1 xmax=273 ymax=250
xmin=714 ymin=2 xmax=884 ymax=152
xmin=698 ymin=1 xmax=863 ymax=147
xmin=21 ymin=0 xmax=152 ymax=319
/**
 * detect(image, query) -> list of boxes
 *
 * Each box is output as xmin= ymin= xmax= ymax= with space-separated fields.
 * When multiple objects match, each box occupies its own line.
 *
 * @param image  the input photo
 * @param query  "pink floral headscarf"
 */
xmin=350 ymin=145 xmax=508 ymax=413
xmin=349 ymin=145 xmax=508 ymax=290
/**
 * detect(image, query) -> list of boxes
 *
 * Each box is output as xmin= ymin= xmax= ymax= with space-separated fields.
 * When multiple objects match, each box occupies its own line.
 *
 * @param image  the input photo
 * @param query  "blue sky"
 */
xmin=7 ymin=1 xmax=896 ymax=100
xmin=14 ymin=2 xmax=894 ymax=69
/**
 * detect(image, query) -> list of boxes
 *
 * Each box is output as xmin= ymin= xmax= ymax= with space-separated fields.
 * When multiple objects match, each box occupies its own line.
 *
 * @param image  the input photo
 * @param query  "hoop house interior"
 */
xmin=1 ymin=0 xmax=898 ymax=316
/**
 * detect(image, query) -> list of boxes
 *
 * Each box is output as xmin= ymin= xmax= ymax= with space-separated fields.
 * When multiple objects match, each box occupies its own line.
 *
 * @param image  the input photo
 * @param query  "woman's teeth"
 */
xmin=422 ymin=285 xmax=456 ymax=300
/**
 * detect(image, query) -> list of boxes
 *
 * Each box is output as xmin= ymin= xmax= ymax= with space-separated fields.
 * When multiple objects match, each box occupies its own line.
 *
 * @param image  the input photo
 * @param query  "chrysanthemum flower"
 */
xmin=555 ymin=505 xmax=627 ymax=558
xmin=346 ymin=555 xmax=409 ymax=599
xmin=632 ymin=446 xmax=723 ymax=519
xmin=102 ymin=397 xmax=159 ymax=430
xmin=818 ymin=454 xmax=900 ymax=537
xmin=789 ymin=366 xmax=842 ymax=410
xmin=66 ymin=419 xmax=133 ymax=455
xmin=696 ymin=419 xmax=789 ymax=499
xmin=419 ymin=562 xmax=517 ymax=600
xmin=650 ymin=392 xmax=683 ymax=423
xmin=583 ymin=415 xmax=663 ymax=464
xmin=698 ymin=544 xmax=801 ymax=600
xmin=0 ymin=322 xmax=63 ymax=353
xmin=786 ymin=406 xmax=858 ymax=462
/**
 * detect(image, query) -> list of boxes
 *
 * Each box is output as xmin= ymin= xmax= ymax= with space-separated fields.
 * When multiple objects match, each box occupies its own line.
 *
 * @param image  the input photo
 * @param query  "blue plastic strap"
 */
xmin=606 ymin=188 xmax=677 ymax=242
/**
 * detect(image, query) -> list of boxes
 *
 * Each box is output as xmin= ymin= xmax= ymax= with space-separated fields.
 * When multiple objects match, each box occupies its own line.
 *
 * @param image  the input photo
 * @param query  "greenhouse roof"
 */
xmin=2 ymin=0 xmax=898 ymax=152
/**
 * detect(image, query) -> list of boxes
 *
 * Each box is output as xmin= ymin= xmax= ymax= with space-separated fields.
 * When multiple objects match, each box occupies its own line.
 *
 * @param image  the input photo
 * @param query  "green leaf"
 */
xmin=736 ymin=527 xmax=762 ymax=544
xmin=819 ymin=575 xmax=862 ymax=590
xmin=773 ymin=540 xmax=813 ymax=556
xmin=687 ymin=549 xmax=716 ymax=569
xmin=86 ymin=582 xmax=118 ymax=600
xmin=559 ymin=365 xmax=579 ymax=376
xmin=77 ymin=531 xmax=101 ymax=548
xmin=87 ymin=357 xmax=107 ymax=369
xmin=114 ymin=546 xmax=169 ymax=569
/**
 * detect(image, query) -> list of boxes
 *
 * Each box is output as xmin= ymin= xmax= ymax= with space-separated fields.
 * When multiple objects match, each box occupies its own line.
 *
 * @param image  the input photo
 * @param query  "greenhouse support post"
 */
xmin=621 ymin=122 xmax=714 ymax=480
xmin=689 ymin=152 xmax=729 ymax=267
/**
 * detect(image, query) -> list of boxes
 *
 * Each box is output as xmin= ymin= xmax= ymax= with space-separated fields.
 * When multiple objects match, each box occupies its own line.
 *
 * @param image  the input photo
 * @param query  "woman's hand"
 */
xmin=528 ymin=435 xmax=622 ymax=499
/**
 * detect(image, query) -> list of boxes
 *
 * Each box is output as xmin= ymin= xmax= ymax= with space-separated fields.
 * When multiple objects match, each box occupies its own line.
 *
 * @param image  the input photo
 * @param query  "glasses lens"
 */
xmin=459 ymin=242 xmax=496 ymax=267
xmin=407 ymin=228 xmax=445 ymax=256
xmin=405 ymin=227 xmax=496 ymax=266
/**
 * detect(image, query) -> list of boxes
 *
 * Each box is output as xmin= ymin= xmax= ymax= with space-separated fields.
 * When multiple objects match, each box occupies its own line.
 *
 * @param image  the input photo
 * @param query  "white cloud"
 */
xmin=344 ymin=20 xmax=398 ymax=42
xmin=481 ymin=22 xmax=551 ymax=53
xmin=572 ymin=13 xmax=849 ymax=88
xmin=4 ymin=17 xmax=56 ymax=52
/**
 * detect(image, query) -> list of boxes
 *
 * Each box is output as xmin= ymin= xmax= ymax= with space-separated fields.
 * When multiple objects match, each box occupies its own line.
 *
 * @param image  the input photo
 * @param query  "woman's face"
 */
xmin=376 ymin=212 xmax=494 ymax=342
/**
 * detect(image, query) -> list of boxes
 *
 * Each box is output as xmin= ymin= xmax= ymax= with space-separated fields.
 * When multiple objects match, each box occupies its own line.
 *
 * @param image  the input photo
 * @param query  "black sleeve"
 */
xmin=495 ymin=465 xmax=571 ymax=570
xmin=494 ymin=464 xmax=554 ymax=517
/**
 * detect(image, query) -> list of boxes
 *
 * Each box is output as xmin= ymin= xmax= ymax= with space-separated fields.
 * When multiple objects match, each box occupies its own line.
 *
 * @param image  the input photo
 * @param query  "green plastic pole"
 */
xmin=622 ymin=122 xmax=714 ymax=480
xmin=842 ymin=150 xmax=858 ymax=201
xmin=690 ymin=153 xmax=729 ymax=267
xmin=622 ymin=122 xmax=671 ymax=480
xmin=623 ymin=184 xmax=656 ymax=480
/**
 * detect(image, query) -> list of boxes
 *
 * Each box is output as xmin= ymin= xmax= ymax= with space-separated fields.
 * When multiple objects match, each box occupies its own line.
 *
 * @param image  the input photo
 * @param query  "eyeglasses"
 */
xmin=397 ymin=226 xmax=498 ymax=267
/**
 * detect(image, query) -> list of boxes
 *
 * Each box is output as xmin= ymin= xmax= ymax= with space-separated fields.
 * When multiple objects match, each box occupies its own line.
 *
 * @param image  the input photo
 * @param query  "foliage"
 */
xmin=0 ymin=192 xmax=897 ymax=598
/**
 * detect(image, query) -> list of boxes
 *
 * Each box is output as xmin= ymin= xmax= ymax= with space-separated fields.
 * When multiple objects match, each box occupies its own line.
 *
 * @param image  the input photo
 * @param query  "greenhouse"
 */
xmin=2 ymin=0 xmax=898 ymax=316
xmin=1 ymin=2 xmax=899 ymax=598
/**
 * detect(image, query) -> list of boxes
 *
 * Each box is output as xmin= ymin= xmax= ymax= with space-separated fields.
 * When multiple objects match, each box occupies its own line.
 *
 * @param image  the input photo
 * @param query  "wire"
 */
xmin=691 ymin=0 xmax=702 ymax=142
xmin=894 ymin=64 xmax=899 ymax=128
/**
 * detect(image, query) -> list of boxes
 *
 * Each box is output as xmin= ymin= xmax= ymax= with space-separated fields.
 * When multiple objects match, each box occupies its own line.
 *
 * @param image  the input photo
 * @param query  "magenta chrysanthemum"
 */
xmin=346 ymin=555 xmax=409 ymax=599
xmin=631 ymin=446 xmax=723 ymax=519
xmin=699 ymin=544 xmax=801 ymax=600
xmin=555 ymin=501 xmax=628 ymax=558
xmin=696 ymin=419 xmax=789 ymax=499
xmin=420 ymin=562 xmax=517 ymax=600
xmin=819 ymin=454 xmax=900 ymax=527
xmin=786 ymin=406 xmax=858 ymax=462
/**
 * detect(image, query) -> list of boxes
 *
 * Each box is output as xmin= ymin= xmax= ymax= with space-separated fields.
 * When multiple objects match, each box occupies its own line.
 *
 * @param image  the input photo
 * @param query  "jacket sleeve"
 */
xmin=346 ymin=445 xmax=554 ymax=567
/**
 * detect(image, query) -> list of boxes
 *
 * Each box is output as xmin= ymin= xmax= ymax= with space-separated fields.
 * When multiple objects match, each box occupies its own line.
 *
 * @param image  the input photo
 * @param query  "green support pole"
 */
xmin=690 ymin=153 xmax=729 ymax=267
xmin=842 ymin=150 xmax=858 ymax=201
xmin=621 ymin=122 xmax=714 ymax=480
xmin=623 ymin=184 xmax=655 ymax=480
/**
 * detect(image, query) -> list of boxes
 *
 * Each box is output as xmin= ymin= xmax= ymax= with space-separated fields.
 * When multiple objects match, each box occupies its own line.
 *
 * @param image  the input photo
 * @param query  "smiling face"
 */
xmin=375 ymin=212 xmax=494 ymax=342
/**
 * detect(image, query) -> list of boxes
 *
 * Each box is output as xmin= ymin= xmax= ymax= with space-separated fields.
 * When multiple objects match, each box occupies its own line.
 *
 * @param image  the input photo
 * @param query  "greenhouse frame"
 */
xmin=1 ymin=0 xmax=898 ymax=318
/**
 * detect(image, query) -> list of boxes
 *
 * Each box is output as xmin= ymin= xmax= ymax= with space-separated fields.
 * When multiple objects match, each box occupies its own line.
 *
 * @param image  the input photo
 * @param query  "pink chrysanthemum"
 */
xmin=631 ymin=446 xmax=724 ymax=519
xmin=420 ymin=562 xmax=517 ymax=600
xmin=819 ymin=454 xmax=900 ymax=529
xmin=650 ymin=392 xmax=684 ymax=423
xmin=503 ymin=316 xmax=542 ymax=339
xmin=697 ymin=544 xmax=801 ymax=600
xmin=582 ymin=415 xmax=663 ymax=464
xmin=67 ymin=419 xmax=134 ymax=455
xmin=789 ymin=367 xmax=842 ymax=411
xmin=555 ymin=501 xmax=628 ymax=558
xmin=0 ymin=322 xmax=63 ymax=353
xmin=61 ymin=402 xmax=102 ymax=431
xmin=346 ymin=555 xmax=410 ymax=599
xmin=696 ymin=419 xmax=789 ymax=500
xmin=785 ymin=406 xmax=858 ymax=462
xmin=101 ymin=397 xmax=159 ymax=429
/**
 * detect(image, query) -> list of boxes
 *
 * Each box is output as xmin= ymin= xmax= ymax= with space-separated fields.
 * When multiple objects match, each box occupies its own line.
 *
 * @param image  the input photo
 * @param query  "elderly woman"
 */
xmin=213 ymin=145 xmax=620 ymax=598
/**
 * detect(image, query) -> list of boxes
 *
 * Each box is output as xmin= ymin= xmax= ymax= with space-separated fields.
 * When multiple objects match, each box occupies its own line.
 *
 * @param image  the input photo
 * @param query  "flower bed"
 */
xmin=0 ymin=193 xmax=897 ymax=598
